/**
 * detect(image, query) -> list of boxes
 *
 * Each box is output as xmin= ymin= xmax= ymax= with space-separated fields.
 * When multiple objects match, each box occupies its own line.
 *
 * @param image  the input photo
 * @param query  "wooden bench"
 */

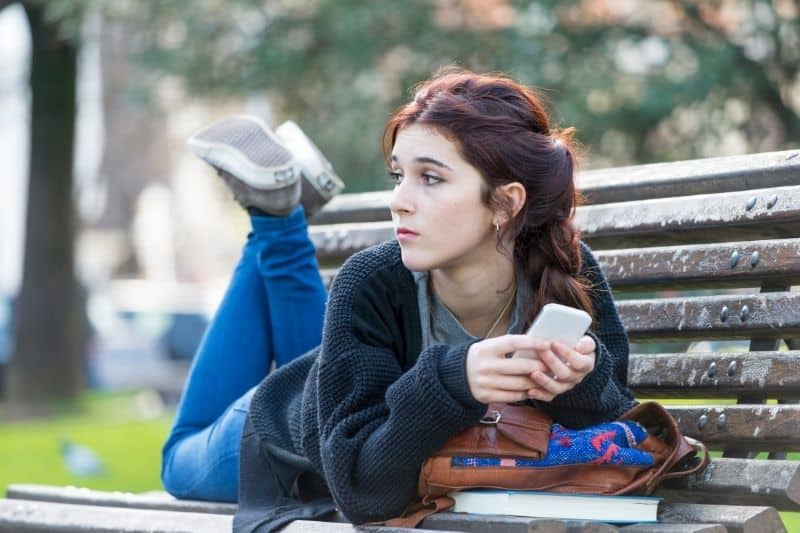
xmin=3 ymin=149 xmax=800 ymax=532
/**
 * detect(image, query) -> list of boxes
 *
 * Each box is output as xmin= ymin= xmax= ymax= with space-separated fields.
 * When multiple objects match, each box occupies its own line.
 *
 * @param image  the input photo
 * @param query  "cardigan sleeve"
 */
xmin=311 ymin=249 xmax=486 ymax=524
xmin=534 ymin=241 xmax=636 ymax=428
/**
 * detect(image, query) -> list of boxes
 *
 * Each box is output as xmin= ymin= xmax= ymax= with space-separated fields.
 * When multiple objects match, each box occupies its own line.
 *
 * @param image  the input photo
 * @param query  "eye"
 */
xmin=388 ymin=171 xmax=403 ymax=186
xmin=422 ymin=173 xmax=443 ymax=186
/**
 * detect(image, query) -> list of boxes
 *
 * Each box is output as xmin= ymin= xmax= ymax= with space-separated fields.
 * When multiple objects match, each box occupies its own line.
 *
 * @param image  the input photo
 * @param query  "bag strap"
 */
xmin=385 ymin=496 xmax=455 ymax=528
xmin=645 ymin=435 xmax=710 ymax=492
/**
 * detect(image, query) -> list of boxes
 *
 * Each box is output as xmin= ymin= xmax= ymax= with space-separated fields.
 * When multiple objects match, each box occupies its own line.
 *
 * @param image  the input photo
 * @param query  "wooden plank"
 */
xmin=656 ymin=458 xmax=800 ymax=511
xmin=0 ymin=499 xmax=232 ymax=532
xmin=620 ymin=524 xmax=725 ymax=533
xmin=667 ymin=406 xmax=800 ymax=452
xmin=284 ymin=519 xmax=451 ymax=532
xmin=421 ymin=512 xmax=569 ymax=532
xmin=310 ymin=185 xmax=800 ymax=261
xmin=0 ymin=499 xmax=444 ymax=533
xmin=310 ymin=150 xmax=800 ymax=225
xmin=657 ymin=503 xmax=785 ymax=533
xmin=628 ymin=352 xmax=800 ymax=398
xmin=576 ymin=185 xmax=800 ymax=249
xmin=577 ymin=149 xmax=800 ymax=205
xmin=618 ymin=292 xmax=800 ymax=342
xmin=4 ymin=484 xmax=236 ymax=515
xmin=596 ymin=238 xmax=800 ymax=291
xmin=321 ymin=238 xmax=800 ymax=292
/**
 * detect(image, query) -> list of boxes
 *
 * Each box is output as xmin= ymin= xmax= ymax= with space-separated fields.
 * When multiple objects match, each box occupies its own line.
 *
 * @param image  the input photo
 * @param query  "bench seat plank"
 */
xmin=618 ymin=292 xmax=800 ymax=342
xmin=0 ymin=499 xmax=233 ymax=533
xmin=4 ymin=484 xmax=237 ymax=515
xmin=656 ymin=503 xmax=785 ymax=533
xmin=620 ymin=524 xmax=725 ymax=533
xmin=629 ymin=352 xmax=800 ymax=398
xmin=0 ymin=499 xmax=447 ymax=533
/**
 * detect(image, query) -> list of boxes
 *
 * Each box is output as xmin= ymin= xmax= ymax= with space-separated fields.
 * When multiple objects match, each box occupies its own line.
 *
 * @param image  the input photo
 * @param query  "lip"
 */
xmin=395 ymin=227 xmax=420 ymax=241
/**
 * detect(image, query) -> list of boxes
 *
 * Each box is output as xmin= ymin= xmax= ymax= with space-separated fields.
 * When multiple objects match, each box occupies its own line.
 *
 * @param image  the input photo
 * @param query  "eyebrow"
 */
xmin=390 ymin=154 xmax=454 ymax=171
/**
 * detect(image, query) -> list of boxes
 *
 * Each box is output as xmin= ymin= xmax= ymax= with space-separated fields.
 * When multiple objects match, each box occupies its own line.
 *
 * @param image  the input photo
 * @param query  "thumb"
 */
xmin=575 ymin=335 xmax=596 ymax=354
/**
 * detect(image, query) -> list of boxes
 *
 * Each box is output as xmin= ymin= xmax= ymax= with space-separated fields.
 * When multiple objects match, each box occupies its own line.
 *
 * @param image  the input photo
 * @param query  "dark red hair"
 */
xmin=382 ymin=67 xmax=593 ymax=326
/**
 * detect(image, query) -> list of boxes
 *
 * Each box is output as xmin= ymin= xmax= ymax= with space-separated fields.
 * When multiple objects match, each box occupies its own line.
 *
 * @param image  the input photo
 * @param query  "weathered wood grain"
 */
xmin=420 ymin=513 xmax=568 ymax=532
xmin=657 ymin=503 xmax=785 ymax=533
xmin=628 ymin=352 xmax=800 ymax=398
xmin=656 ymin=458 xmax=800 ymax=510
xmin=577 ymin=149 xmax=800 ymax=205
xmin=618 ymin=292 xmax=800 ymax=342
xmin=620 ymin=524 xmax=725 ymax=533
xmin=0 ymin=499 xmax=232 ymax=532
xmin=576 ymin=185 xmax=800 ymax=249
xmin=595 ymin=238 xmax=800 ymax=291
xmin=4 ymin=484 xmax=236 ymax=515
xmin=309 ymin=150 xmax=800 ymax=225
xmin=664 ymin=405 xmax=800 ymax=452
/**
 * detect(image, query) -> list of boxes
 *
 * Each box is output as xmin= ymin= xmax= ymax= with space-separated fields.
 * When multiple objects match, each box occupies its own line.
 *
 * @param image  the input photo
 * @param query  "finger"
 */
xmin=490 ymin=357 xmax=548 ymax=376
xmin=531 ymin=370 xmax=568 ymax=396
xmin=527 ymin=387 xmax=555 ymax=402
xmin=535 ymin=347 xmax=575 ymax=381
xmin=551 ymin=342 xmax=595 ymax=374
xmin=479 ymin=374 xmax=537 ymax=392
xmin=486 ymin=334 xmax=548 ymax=355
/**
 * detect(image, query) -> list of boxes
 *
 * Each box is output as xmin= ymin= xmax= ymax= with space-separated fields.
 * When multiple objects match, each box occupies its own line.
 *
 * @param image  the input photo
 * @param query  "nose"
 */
xmin=389 ymin=179 xmax=415 ymax=217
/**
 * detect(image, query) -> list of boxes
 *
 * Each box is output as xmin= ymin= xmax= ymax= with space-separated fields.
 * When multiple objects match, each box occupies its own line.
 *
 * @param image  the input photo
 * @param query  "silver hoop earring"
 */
xmin=495 ymin=222 xmax=501 ymax=239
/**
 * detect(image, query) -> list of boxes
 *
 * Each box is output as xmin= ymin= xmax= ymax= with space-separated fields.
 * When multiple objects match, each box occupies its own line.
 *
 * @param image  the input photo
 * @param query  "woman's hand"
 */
xmin=526 ymin=335 xmax=596 ymax=402
xmin=466 ymin=335 xmax=548 ymax=404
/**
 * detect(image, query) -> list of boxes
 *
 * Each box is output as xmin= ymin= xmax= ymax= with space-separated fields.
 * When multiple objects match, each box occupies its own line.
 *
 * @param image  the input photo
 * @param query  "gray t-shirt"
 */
xmin=413 ymin=268 xmax=531 ymax=350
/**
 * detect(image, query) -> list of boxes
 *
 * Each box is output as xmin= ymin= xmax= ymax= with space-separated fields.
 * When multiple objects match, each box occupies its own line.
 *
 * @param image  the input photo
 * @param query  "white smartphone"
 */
xmin=515 ymin=303 xmax=592 ymax=359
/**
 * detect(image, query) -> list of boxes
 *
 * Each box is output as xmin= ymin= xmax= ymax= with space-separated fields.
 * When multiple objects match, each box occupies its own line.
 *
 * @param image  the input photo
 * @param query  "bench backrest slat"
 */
xmin=629 ymin=352 xmax=800 ymax=398
xmin=309 ymin=150 xmax=800 ymax=225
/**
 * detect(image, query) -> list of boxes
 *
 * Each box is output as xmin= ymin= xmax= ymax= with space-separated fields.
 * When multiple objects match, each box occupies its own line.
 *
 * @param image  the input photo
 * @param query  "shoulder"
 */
xmin=332 ymin=240 xmax=412 ymax=294
xmin=578 ymin=240 xmax=602 ymax=278
xmin=328 ymin=240 xmax=416 ymax=319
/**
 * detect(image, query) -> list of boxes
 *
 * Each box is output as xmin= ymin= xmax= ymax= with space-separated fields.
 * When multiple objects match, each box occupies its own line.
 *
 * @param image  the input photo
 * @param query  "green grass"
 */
xmin=0 ymin=390 xmax=172 ymax=493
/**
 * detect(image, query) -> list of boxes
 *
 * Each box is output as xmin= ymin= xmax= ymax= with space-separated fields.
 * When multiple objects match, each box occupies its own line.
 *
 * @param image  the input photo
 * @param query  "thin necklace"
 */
xmin=484 ymin=284 xmax=517 ymax=338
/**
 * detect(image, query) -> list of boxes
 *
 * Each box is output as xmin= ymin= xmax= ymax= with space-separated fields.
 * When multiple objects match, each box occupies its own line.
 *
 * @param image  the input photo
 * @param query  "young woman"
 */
xmin=161 ymin=68 xmax=636 ymax=530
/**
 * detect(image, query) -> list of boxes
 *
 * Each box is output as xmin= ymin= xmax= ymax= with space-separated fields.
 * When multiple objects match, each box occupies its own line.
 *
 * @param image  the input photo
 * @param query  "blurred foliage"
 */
xmin=37 ymin=0 xmax=800 ymax=192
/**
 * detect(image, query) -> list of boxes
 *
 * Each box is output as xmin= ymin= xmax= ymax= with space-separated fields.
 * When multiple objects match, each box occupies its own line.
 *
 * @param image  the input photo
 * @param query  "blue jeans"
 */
xmin=161 ymin=207 xmax=327 ymax=502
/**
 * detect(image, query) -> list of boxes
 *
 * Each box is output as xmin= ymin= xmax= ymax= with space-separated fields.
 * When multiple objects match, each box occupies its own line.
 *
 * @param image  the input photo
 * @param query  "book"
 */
xmin=449 ymin=489 xmax=660 ymax=523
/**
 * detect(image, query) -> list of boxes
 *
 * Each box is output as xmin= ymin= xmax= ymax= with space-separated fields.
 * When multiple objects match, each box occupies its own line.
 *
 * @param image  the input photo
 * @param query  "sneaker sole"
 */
xmin=187 ymin=116 xmax=299 ymax=191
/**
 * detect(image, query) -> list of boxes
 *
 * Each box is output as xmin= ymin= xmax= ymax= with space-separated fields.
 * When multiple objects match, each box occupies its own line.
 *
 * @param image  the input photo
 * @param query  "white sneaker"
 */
xmin=276 ymin=120 xmax=345 ymax=217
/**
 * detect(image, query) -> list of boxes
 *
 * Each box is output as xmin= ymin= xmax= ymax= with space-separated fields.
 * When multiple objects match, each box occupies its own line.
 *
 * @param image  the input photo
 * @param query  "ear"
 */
xmin=493 ymin=182 xmax=526 ymax=225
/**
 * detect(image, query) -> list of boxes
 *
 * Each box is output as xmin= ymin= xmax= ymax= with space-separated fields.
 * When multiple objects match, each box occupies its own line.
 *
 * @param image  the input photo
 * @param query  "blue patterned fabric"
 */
xmin=452 ymin=420 xmax=654 ymax=468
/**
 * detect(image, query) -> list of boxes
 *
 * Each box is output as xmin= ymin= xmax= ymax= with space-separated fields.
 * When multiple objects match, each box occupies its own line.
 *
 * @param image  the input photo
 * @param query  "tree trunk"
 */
xmin=5 ymin=2 xmax=83 ymax=416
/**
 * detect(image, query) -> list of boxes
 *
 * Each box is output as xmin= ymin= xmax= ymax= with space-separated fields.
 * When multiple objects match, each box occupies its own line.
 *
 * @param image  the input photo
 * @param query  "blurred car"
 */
xmin=0 ymin=296 xmax=13 ymax=396
xmin=86 ymin=280 xmax=217 ymax=402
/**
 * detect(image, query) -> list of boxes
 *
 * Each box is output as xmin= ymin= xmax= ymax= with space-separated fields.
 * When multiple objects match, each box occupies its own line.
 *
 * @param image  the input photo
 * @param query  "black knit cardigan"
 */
xmin=247 ymin=239 xmax=636 ymax=524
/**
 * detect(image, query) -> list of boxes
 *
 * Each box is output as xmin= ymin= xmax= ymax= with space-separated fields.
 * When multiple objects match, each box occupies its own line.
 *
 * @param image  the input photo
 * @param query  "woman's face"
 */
xmin=388 ymin=123 xmax=497 ymax=272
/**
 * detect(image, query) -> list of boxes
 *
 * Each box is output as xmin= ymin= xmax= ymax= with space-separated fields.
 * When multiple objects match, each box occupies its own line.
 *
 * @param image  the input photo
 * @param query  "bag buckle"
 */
xmin=480 ymin=410 xmax=502 ymax=424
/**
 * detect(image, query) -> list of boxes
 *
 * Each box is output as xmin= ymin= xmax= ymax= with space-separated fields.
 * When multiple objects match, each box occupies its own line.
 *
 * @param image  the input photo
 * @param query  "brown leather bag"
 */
xmin=388 ymin=401 xmax=709 ymax=528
